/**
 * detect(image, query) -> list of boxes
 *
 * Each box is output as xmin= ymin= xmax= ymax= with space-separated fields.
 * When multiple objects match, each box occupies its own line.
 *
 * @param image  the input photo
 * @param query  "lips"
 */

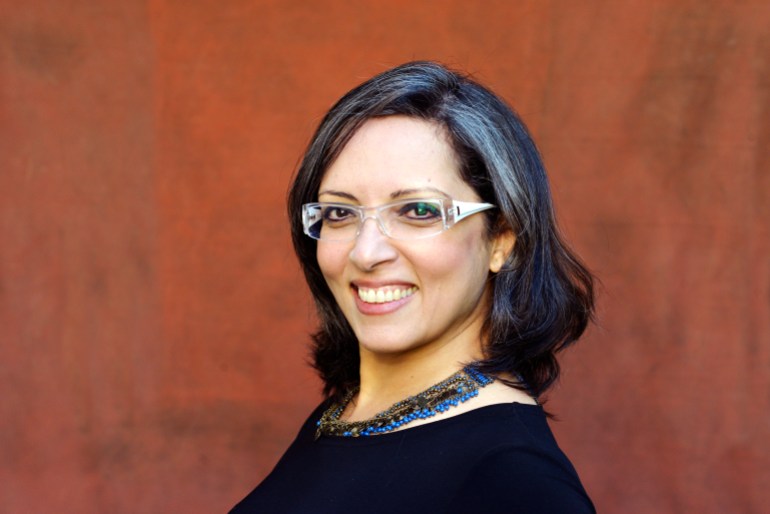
xmin=356 ymin=285 xmax=417 ymax=304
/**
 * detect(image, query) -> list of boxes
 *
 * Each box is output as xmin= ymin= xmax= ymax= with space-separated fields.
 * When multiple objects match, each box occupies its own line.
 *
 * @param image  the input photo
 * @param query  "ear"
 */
xmin=488 ymin=229 xmax=516 ymax=273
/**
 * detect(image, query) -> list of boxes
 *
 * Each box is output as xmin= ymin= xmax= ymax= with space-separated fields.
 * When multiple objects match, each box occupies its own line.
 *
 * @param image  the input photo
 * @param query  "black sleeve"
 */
xmin=446 ymin=445 xmax=596 ymax=514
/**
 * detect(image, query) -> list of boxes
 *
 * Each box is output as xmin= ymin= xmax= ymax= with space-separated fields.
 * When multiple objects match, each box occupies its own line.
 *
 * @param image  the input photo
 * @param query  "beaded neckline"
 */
xmin=315 ymin=366 xmax=494 ymax=440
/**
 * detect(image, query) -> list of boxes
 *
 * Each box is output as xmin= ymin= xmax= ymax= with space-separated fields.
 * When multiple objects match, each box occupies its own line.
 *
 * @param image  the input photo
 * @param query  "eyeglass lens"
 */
xmin=305 ymin=199 xmax=448 ymax=241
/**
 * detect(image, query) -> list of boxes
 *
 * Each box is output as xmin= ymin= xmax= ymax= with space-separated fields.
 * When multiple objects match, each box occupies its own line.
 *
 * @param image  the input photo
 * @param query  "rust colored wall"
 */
xmin=1 ymin=1 xmax=768 ymax=512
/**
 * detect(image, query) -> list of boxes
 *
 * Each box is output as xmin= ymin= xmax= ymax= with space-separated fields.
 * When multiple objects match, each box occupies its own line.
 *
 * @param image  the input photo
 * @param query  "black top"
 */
xmin=230 ymin=402 xmax=595 ymax=513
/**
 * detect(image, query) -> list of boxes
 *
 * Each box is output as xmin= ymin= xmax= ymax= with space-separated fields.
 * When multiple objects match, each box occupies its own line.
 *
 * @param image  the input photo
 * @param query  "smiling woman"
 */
xmin=230 ymin=61 xmax=596 ymax=514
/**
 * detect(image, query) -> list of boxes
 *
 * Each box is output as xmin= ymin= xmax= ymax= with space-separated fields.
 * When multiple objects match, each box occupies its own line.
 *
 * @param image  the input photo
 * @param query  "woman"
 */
xmin=231 ymin=61 xmax=596 ymax=513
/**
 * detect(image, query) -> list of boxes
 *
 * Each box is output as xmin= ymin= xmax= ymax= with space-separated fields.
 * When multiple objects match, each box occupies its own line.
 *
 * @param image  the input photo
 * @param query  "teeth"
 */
xmin=357 ymin=286 xmax=416 ymax=304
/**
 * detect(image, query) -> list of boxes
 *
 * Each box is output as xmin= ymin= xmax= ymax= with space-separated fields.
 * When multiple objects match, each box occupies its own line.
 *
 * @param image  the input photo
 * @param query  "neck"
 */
xmin=348 ymin=338 xmax=483 ymax=421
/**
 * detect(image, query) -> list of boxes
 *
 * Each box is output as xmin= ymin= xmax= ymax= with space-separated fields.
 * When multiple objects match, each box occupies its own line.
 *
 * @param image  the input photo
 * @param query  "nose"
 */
xmin=348 ymin=216 xmax=398 ymax=271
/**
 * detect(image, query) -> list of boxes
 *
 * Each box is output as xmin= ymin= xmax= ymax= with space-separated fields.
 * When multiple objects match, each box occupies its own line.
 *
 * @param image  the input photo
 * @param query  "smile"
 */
xmin=356 ymin=286 xmax=417 ymax=304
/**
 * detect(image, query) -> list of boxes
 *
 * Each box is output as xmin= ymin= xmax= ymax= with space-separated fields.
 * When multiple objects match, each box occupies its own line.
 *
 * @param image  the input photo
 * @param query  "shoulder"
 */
xmin=448 ymin=405 xmax=596 ymax=514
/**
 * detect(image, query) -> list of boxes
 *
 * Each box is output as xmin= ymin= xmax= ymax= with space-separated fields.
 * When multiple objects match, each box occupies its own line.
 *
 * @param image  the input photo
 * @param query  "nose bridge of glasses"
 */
xmin=358 ymin=207 xmax=390 ymax=237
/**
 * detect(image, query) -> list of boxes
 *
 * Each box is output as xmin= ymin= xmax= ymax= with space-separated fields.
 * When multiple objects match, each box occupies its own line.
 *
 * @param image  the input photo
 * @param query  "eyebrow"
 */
xmin=317 ymin=190 xmax=359 ymax=202
xmin=317 ymin=187 xmax=452 ymax=203
xmin=390 ymin=187 xmax=452 ymax=200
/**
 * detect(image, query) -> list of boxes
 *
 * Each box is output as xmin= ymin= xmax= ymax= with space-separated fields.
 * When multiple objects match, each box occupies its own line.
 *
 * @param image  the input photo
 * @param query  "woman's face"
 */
xmin=316 ymin=116 xmax=509 ymax=361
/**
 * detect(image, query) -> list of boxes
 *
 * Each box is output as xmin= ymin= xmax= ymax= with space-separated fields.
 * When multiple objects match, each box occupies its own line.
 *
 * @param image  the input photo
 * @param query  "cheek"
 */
xmin=316 ymin=244 xmax=348 ymax=286
xmin=412 ymin=231 xmax=491 ymax=288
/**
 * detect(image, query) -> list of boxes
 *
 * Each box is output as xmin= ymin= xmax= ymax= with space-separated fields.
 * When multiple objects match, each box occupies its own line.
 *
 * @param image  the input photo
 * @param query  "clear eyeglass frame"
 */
xmin=301 ymin=198 xmax=496 ymax=242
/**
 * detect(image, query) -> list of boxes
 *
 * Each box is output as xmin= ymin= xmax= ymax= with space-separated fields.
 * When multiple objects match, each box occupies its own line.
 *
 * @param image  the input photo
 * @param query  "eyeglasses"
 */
xmin=301 ymin=198 xmax=495 ymax=242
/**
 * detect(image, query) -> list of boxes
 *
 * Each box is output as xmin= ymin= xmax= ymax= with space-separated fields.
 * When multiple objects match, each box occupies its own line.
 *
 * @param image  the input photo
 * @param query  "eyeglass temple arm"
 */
xmin=451 ymin=201 xmax=496 ymax=223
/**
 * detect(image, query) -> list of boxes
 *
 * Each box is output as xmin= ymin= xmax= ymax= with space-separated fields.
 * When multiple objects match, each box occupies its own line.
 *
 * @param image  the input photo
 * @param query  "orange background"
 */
xmin=1 ymin=1 xmax=768 ymax=513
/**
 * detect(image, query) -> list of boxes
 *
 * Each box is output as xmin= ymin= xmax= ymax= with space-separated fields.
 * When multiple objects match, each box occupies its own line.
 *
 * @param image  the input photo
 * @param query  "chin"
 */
xmin=356 ymin=332 xmax=421 ymax=356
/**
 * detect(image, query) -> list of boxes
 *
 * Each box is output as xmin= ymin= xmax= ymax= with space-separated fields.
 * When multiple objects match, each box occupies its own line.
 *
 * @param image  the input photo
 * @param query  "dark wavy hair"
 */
xmin=288 ymin=61 xmax=594 ymax=402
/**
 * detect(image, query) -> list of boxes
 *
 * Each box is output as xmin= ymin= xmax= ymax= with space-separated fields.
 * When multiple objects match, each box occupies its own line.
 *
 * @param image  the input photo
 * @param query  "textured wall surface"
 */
xmin=1 ymin=1 xmax=768 ymax=513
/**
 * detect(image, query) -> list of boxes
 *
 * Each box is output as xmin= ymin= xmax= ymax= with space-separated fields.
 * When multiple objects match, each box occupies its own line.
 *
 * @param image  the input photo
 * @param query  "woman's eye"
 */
xmin=400 ymin=202 xmax=441 ymax=219
xmin=323 ymin=206 xmax=356 ymax=222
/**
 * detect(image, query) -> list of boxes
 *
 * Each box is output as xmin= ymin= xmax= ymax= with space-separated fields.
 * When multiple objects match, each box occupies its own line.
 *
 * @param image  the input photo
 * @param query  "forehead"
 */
xmin=318 ymin=116 xmax=476 ymax=201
